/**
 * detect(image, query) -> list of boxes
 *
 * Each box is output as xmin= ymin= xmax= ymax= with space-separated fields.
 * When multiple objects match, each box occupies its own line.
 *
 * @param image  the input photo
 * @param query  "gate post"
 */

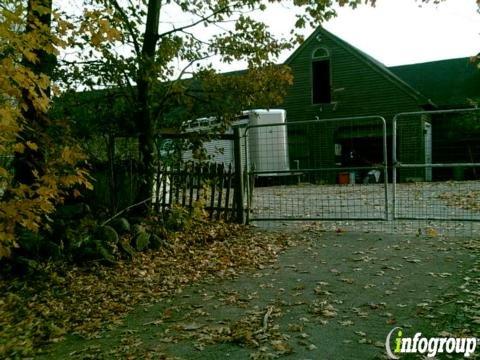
xmin=233 ymin=127 xmax=245 ymax=224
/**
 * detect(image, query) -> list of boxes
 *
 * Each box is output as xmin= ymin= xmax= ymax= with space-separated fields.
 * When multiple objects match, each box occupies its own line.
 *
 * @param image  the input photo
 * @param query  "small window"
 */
xmin=312 ymin=48 xmax=329 ymax=59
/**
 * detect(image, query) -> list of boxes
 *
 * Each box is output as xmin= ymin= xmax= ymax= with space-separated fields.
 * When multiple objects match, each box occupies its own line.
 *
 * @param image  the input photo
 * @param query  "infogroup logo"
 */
xmin=385 ymin=327 xmax=478 ymax=359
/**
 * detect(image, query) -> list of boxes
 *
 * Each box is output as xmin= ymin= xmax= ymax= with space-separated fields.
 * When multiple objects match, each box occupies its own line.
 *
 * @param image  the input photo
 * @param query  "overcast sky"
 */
xmin=322 ymin=0 xmax=480 ymax=67
xmin=251 ymin=0 xmax=480 ymax=68
xmin=63 ymin=0 xmax=480 ymax=72
xmin=163 ymin=0 xmax=480 ymax=72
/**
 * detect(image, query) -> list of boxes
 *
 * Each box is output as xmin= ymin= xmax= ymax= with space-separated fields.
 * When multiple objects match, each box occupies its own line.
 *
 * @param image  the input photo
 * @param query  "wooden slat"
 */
xmin=216 ymin=163 xmax=224 ymax=220
xmin=154 ymin=162 xmax=161 ymax=212
xmin=188 ymin=162 xmax=195 ymax=208
xmin=181 ymin=163 xmax=187 ymax=207
xmin=174 ymin=162 xmax=180 ymax=204
xmin=209 ymin=163 xmax=216 ymax=220
xmin=224 ymin=163 xmax=232 ymax=220
xmin=153 ymin=159 xmax=237 ymax=222
xmin=168 ymin=166 xmax=174 ymax=210
xmin=161 ymin=164 xmax=168 ymax=212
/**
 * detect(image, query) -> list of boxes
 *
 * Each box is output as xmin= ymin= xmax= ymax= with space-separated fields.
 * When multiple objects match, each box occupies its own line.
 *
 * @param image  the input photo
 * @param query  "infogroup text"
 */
xmin=385 ymin=327 xmax=478 ymax=359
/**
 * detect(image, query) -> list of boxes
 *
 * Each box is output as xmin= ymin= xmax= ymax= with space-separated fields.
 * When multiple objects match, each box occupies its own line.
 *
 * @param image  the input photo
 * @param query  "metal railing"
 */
xmin=243 ymin=116 xmax=389 ymax=222
xmin=240 ymin=109 xmax=480 ymax=236
xmin=392 ymin=108 xmax=480 ymax=222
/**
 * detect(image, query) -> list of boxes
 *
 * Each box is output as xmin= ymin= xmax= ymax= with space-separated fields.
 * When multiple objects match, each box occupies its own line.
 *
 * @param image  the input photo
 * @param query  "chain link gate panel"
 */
xmin=244 ymin=116 xmax=389 ymax=223
xmin=393 ymin=108 xmax=480 ymax=227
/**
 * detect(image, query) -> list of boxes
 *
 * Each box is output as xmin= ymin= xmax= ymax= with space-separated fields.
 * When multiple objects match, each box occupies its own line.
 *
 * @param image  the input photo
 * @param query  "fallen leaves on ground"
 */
xmin=0 ymin=223 xmax=293 ymax=358
xmin=168 ymin=305 xmax=294 ymax=358
xmin=432 ymin=238 xmax=480 ymax=337
xmin=438 ymin=190 xmax=480 ymax=212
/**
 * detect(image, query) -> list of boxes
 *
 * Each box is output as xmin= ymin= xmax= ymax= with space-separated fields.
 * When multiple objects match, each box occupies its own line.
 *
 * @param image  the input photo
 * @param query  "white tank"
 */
xmin=246 ymin=109 xmax=289 ymax=176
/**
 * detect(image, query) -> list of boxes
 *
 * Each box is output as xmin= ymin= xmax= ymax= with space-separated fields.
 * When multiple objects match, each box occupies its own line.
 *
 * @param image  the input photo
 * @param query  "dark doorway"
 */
xmin=338 ymin=136 xmax=393 ymax=182
xmin=312 ymin=60 xmax=331 ymax=104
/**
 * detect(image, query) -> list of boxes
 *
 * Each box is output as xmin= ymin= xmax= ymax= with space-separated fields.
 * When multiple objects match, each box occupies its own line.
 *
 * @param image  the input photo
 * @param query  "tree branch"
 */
xmin=151 ymin=54 xmax=213 ymax=123
xmin=158 ymin=4 xmax=231 ymax=39
xmin=108 ymin=0 xmax=142 ymax=57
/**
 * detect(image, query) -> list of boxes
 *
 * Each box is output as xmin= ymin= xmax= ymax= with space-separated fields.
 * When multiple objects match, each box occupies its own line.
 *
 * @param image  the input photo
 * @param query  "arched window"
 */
xmin=312 ymin=47 xmax=329 ymax=59
xmin=312 ymin=47 xmax=331 ymax=104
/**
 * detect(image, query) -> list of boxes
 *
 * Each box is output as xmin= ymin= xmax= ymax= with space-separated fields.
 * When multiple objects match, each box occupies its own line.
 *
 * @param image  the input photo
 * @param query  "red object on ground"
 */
xmin=338 ymin=172 xmax=349 ymax=184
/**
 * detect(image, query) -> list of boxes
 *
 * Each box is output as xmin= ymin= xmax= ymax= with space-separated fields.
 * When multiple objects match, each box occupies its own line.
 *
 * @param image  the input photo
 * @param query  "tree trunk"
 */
xmin=135 ymin=0 xmax=161 ymax=214
xmin=13 ymin=0 xmax=55 ymax=186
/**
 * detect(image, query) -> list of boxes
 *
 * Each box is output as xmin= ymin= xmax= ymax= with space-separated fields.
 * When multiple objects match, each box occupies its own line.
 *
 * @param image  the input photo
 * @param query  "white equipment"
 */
xmin=182 ymin=109 xmax=289 ymax=177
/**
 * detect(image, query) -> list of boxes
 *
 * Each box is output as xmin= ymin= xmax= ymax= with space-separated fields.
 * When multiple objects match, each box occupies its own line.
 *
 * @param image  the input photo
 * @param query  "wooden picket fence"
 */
xmin=153 ymin=162 xmax=239 ymax=221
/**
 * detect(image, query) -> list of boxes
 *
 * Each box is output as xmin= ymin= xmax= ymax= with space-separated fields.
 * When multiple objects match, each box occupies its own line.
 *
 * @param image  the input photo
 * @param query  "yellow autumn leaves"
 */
xmin=0 ymin=2 xmax=92 ymax=258
xmin=80 ymin=10 xmax=123 ymax=47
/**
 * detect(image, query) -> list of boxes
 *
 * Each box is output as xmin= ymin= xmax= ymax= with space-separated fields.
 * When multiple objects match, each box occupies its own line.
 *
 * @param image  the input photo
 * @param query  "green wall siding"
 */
xmin=281 ymin=30 xmax=427 ymax=181
xmin=283 ymin=34 xmax=422 ymax=122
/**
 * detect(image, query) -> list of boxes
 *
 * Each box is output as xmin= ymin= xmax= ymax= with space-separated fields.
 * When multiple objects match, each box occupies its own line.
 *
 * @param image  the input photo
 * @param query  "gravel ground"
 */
xmin=250 ymin=181 xmax=480 ymax=237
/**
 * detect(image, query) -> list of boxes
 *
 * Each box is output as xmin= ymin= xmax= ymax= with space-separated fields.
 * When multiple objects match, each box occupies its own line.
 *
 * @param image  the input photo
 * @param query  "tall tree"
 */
xmin=13 ymin=0 xmax=55 ymax=186
xmin=136 ymin=0 xmax=161 ymax=214
xmin=0 ymin=1 xmax=91 ymax=257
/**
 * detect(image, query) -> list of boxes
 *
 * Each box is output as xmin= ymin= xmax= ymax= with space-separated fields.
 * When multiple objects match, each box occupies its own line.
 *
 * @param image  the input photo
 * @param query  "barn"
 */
xmin=280 ymin=26 xmax=480 ymax=183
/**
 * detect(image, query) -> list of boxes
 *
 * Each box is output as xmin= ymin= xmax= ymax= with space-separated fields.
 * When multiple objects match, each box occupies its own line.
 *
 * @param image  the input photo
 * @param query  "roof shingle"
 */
xmin=390 ymin=57 xmax=480 ymax=108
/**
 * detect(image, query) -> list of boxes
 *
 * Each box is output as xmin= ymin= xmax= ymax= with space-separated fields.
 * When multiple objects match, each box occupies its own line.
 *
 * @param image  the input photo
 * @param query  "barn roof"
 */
xmin=285 ymin=26 xmax=435 ymax=107
xmin=389 ymin=57 xmax=480 ymax=108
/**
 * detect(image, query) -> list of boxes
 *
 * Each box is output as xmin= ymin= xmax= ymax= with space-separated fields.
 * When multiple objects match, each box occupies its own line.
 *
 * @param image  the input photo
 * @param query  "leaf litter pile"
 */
xmin=0 ymin=223 xmax=294 ymax=358
xmin=63 ymin=228 xmax=478 ymax=360
xmin=438 ymin=190 xmax=480 ymax=212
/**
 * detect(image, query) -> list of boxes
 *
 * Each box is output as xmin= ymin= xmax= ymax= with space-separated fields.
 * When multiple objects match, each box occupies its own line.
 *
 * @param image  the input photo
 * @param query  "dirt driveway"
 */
xmin=45 ymin=229 xmax=479 ymax=359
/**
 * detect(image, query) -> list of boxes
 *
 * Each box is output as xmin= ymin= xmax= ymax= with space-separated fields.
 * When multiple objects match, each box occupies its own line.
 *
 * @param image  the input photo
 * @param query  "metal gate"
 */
xmin=244 ymin=109 xmax=480 ymax=234
xmin=392 ymin=108 xmax=480 ymax=223
xmin=244 ymin=116 xmax=389 ymax=223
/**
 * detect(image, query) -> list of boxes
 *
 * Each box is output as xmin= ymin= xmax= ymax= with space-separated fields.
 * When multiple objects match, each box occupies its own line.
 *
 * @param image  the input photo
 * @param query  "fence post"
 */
xmin=233 ymin=127 xmax=245 ymax=224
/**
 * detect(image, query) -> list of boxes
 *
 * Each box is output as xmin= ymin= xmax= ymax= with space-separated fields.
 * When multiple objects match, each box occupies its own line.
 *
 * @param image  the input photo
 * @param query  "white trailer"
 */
xmin=181 ymin=109 xmax=290 ymax=176
xmin=247 ymin=109 xmax=289 ymax=176
xmin=181 ymin=114 xmax=249 ymax=166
